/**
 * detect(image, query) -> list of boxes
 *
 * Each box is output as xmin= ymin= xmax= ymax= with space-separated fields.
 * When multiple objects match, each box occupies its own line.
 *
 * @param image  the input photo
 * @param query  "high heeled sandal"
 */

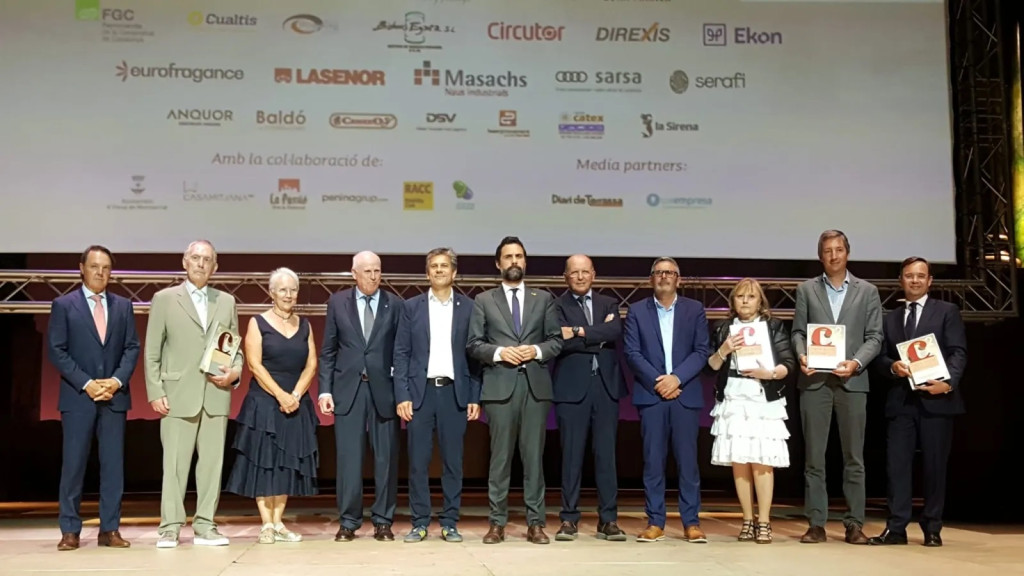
xmin=756 ymin=521 xmax=773 ymax=544
xmin=738 ymin=519 xmax=756 ymax=541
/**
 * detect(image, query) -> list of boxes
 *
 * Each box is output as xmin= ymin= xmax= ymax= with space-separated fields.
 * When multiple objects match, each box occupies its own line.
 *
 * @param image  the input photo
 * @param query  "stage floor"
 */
xmin=0 ymin=493 xmax=1021 ymax=576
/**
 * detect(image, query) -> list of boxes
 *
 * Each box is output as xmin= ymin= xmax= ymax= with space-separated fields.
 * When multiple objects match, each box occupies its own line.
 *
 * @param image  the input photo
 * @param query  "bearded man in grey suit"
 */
xmin=791 ymin=230 xmax=883 ymax=545
xmin=467 ymin=236 xmax=562 ymax=545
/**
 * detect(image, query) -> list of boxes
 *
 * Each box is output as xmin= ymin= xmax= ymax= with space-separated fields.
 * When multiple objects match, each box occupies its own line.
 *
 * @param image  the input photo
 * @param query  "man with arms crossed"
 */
xmin=318 ymin=251 xmax=402 ymax=542
xmin=791 ymin=229 xmax=882 ymax=544
xmin=624 ymin=257 xmax=711 ymax=543
xmin=552 ymin=254 xmax=628 ymax=542
xmin=146 ymin=240 xmax=242 ymax=548
xmin=467 ymin=236 xmax=562 ymax=544
xmin=393 ymin=247 xmax=481 ymax=543
xmin=48 ymin=245 xmax=139 ymax=550
xmin=868 ymin=257 xmax=966 ymax=547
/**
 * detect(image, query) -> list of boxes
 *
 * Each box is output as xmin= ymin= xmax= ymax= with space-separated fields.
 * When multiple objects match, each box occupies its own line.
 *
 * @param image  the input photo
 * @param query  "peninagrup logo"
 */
xmin=274 ymin=67 xmax=386 ymax=86
xmin=116 ymin=61 xmax=244 ymax=83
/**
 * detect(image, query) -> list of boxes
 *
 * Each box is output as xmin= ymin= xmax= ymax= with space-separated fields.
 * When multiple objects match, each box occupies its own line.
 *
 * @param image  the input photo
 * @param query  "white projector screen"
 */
xmin=0 ymin=0 xmax=955 ymax=261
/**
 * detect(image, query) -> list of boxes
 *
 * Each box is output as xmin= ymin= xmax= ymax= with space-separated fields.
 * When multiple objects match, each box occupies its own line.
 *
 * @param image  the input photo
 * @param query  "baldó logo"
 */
xmin=257 ymin=110 xmax=307 ymax=126
xmin=596 ymin=23 xmax=669 ymax=42
xmin=487 ymin=22 xmax=564 ymax=41
xmin=274 ymin=67 xmax=386 ymax=86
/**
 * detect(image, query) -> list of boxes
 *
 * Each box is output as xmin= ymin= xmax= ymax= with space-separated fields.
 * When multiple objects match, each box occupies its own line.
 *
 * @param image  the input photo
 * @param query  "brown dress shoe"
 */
xmin=373 ymin=524 xmax=395 ymax=542
xmin=845 ymin=525 xmax=869 ymax=545
xmin=637 ymin=525 xmax=665 ymax=542
xmin=526 ymin=525 xmax=550 ymax=545
xmin=334 ymin=527 xmax=356 ymax=542
xmin=684 ymin=525 xmax=708 ymax=543
xmin=800 ymin=526 xmax=827 ymax=543
xmin=57 ymin=533 xmax=80 ymax=551
xmin=482 ymin=523 xmax=505 ymax=544
xmin=98 ymin=530 xmax=131 ymax=548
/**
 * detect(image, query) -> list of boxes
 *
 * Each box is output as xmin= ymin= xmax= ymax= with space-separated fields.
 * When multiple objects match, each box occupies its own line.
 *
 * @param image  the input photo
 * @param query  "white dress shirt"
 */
xmin=493 ymin=282 xmax=543 ymax=362
xmin=426 ymin=289 xmax=456 ymax=379
xmin=904 ymin=294 xmax=929 ymax=331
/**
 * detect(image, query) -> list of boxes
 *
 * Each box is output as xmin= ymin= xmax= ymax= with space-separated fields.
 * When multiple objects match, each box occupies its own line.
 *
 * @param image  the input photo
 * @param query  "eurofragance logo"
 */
xmin=646 ymin=193 xmax=712 ymax=209
xmin=669 ymin=70 xmax=747 ymax=94
xmin=453 ymin=180 xmax=475 ymax=210
xmin=703 ymin=23 xmax=783 ymax=47
xmin=115 ymin=61 xmax=244 ymax=83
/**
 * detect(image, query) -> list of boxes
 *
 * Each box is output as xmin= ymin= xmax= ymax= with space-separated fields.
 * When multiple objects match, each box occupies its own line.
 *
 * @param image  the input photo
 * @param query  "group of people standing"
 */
xmin=46 ymin=230 xmax=966 ymax=551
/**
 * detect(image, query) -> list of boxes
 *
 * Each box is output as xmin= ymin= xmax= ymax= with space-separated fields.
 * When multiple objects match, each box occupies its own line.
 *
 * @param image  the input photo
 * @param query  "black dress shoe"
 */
xmin=800 ymin=526 xmax=827 ymax=543
xmin=923 ymin=532 xmax=943 ymax=547
xmin=868 ymin=529 xmax=908 ymax=546
xmin=597 ymin=521 xmax=628 ymax=542
xmin=555 ymin=521 xmax=578 ymax=541
xmin=334 ymin=527 xmax=356 ymax=542
xmin=373 ymin=523 xmax=395 ymax=542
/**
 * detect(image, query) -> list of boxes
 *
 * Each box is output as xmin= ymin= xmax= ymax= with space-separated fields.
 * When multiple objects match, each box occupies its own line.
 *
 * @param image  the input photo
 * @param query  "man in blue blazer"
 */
xmin=624 ymin=257 xmax=711 ymax=543
xmin=393 ymin=248 xmax=481 ymax=543
xmin=318 ymin=251 xmax=403 ymax=542
xmin=868 ymin=257 xmax=967 ymax=548
xmin=553 ymin=254 xmax=628 ymax=542
xmin=47 ymin=246 xmax=139 ymax=551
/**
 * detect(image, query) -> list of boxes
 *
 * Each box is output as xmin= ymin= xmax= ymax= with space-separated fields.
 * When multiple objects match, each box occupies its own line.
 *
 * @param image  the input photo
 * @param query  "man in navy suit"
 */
xmin=624 ymin=257 xmax=711 ymax=543
xmin=393 ymin=247 xmax=481 ymax=543
xmin=553 ymin=254 xmax=628 ymax=542
xmin=47 ymin=245 xmax=139 ymax=551
xmin=868 ymin=257 xmax=967 ymax=548
xmin=318 ymin=251 xmax=403 ymax=542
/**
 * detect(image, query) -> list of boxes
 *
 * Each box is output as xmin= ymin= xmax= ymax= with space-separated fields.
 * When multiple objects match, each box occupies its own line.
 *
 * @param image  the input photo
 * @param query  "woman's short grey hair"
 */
xmin=426 ymin=247 xmax=457 ymax=269
xmin=269 ymin=267 xmax=299 ymax=292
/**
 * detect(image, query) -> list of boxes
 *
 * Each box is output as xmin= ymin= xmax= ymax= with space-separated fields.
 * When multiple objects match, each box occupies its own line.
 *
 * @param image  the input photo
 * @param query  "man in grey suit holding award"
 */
xmin=791 ymin=230 xmax=883 ymax=544
xmin=145 ymin=240 xmax=243 ymax=548
xmin=468 ymin=236 xmax=563 ymax=545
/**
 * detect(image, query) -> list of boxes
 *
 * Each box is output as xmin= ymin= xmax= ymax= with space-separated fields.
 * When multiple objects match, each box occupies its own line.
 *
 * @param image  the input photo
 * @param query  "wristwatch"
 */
xmin=571 ymin=326 xmax=581 ymax=337
xmin=291 ymin=390 xmax=301 ymax=399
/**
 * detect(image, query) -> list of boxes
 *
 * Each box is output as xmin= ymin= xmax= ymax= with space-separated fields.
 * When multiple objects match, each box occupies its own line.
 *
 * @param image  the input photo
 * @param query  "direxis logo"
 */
xmin=275 ymin=67 xmax=386 ymax=86
xmin=596 ymin=22 xmax=669 ymax=42
xmin=487 ymin=21 xmax=564 ymax=41
xmin=115 ymin=61 xmax=244 ymax=83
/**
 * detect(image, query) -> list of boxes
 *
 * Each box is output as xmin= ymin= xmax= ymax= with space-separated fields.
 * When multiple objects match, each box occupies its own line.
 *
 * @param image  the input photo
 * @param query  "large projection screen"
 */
xmin=0 ymin=0 xmax=955 ymax=261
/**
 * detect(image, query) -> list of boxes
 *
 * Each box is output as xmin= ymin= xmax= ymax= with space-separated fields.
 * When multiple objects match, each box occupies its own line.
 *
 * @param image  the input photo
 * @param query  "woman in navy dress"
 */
xmin=227 ymin=267 xmax=318 ymax=544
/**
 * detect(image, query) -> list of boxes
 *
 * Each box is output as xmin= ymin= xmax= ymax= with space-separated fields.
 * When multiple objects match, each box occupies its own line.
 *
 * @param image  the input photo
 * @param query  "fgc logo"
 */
xmin=75 ymin=0 xmax=134 ymax=21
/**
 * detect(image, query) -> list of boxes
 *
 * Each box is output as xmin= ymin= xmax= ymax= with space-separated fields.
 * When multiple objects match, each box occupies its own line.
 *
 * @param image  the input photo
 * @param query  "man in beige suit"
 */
xmin=145 ymin=240 xmax=242 ymax=548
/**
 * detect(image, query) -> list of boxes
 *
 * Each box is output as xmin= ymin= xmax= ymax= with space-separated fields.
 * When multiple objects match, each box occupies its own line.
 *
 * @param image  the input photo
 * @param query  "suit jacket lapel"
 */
xmin=836 ymin=278 xmax=860 ymax=325
xmin=522 ymin=288 xmax=541 ymax=333
xmin=175 ymin=283 xmax=203 ymax=330
xmin=493 ymin=288 xmax=516 ymax=335
xmin=418 ymin=295 xmax=431 ymax=346
xmin=813 ymin=278 xmax=835 ymax=323
xmin=346 ymin=291 xmax=366 ymax=347
xmin=913 ymin=299 xmax=936 ymax=339
xmin=452 ymin=295 xmax=469 ymax=347
xmin=646 ymin=298 xmax=665 ymax=355
xmin=205 ymin=289 xmax=221 ymax=332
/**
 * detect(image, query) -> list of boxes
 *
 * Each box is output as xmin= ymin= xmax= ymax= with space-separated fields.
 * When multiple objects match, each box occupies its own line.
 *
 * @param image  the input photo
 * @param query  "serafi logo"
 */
xmin=669 ymin=70 xmax=746 ymax=94
xmin=274 ymin=67 xmax=386 ymax=86
xmin=596 ymin=23 xmax=669 ymax=42
xmin=488 ymin=110 xmax=530 ymax=138
xmin=283 ymin=14 xmax=325 ymax=35
xmin=256 ymin=110 xmax=307 ymax=129
xmin=115 ymin=61 xmax=244 ymax=83
xmin=413 ymin=60 xmax=527 ymax=97
xmin=374 ymin=11 xmax=455 ymax=51
xmin=271 ymin=179 xmax=307 ymax=210
xmin=703 ymin=23 xmax=783 ymax=46
xmin=404 ymin=181 xmax=434 ymax=211
xmin=329 ymin=113 xmax=397 ymax=130
xmin=554 ymin=70 xmax=642 ymax=93
xmin=487 ymin=22 xmax=564 ymax=41
xmin=641 ymin=113 xmax=699 ymax=138
xmin=187 ymin=11 xmax=257 ymax=28
xmin=167 ymin=109 xmax=233 ymax=127
xmin=559 ymin=112 xmax=604 ymax=140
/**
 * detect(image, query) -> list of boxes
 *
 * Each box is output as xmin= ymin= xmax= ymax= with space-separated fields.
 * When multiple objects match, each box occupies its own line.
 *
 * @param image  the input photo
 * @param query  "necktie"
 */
xmin=91 ymin=294 xmax=106 ymax=344
xmin=510 ymin=288 xmax=521 ymax=335
xmin=578 ymin=295 xmax=599 ymax=372
xmin=904 ymin=302 xmax=918 ymax=339
xmin=363 ymin=295 xmax=375 ymax=341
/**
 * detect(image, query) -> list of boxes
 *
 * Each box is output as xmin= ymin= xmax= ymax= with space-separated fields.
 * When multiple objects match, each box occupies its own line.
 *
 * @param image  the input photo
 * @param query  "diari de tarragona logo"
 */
xmin=403 ymin=181 xmax=434 ymax=211
xmin=115 ymin=61 xmax=245 ymax=83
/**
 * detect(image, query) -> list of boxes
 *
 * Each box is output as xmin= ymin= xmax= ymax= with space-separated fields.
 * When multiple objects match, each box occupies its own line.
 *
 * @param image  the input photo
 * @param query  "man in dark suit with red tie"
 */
xmin=552 ymin=254 xmax=628 ymax=542
xmin=47 ymin=245 xmax=140 ymax=551
xmin=393 ymin=247 xmax=481 ymax=543
xmin=869 ymin=257 xmax=967 ymax=547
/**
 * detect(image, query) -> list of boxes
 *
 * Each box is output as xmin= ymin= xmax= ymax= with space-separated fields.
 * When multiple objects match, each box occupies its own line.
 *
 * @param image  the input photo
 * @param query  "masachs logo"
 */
xmin=329 ymin=113 xmax=397 ymax=130
xmin=559 ymin=112 xmax=604 ymax=140
xmin=596 ymin=22 xmax=669 ymax=42
xmin=487 ymin=21 xmax=564 ymax=41
xmin=167 ymin=108 xmax=233 ymax=127
xmin=641 ymin=113 xmax=699 ymax=138
xmin=669 ymin=70 xmax=746 ymax=94
xmin=374 ymin=11 xmax=455 ymax=51
xmin=275 ymin=67 xmax=385 ymax=86
xmin=703 ymin=23 xmax=782 ymax=46
xmin=271 ymin=179 xmax=306 ymax=210
xmin=115 ymin=61 xmax=244 ymax=83
xmin=554 ymin=70 xmax=642 ymax=93
xmin=413 ymin=60 xmax=526 ymax=97
xmin=187 ymin=11 xmax=257 ymax=28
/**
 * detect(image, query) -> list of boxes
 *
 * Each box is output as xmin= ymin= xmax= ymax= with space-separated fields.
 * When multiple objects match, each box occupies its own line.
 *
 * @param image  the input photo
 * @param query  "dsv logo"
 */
xmin=555 ymin=71 xmax=588 ymax=83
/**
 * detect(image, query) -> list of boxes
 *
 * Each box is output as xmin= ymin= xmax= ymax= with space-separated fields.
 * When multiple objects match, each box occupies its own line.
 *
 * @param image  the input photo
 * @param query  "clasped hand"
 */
xmin=85 ymin=378 xmax=119 ymax=402
xmin=499 ymin=345 xmax=537 ymax=366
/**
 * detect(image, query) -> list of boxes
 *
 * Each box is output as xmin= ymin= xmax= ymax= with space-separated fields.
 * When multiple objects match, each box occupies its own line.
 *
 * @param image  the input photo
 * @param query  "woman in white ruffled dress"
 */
xmin=707 ymin=278 xmax=796 ymax=543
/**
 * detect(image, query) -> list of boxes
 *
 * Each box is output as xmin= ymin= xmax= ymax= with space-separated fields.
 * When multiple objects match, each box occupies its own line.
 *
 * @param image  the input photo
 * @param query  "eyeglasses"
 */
xmin=651 ymin=270 xmax=679 ymax=278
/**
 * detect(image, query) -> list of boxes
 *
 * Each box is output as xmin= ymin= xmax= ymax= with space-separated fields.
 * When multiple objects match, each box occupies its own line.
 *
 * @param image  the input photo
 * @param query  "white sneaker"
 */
xmin=156 ymin=532 xmax=179 ymax=549
xmin=274 ymin=525 xmax=303 ymax=543
xmin=194 ymin=528 xmax=230 ymax=546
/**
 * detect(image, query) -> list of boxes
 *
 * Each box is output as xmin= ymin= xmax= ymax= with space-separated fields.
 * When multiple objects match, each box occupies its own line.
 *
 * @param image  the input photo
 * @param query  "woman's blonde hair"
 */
xmin=728 ymin=277 xmax=771 ymax=320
